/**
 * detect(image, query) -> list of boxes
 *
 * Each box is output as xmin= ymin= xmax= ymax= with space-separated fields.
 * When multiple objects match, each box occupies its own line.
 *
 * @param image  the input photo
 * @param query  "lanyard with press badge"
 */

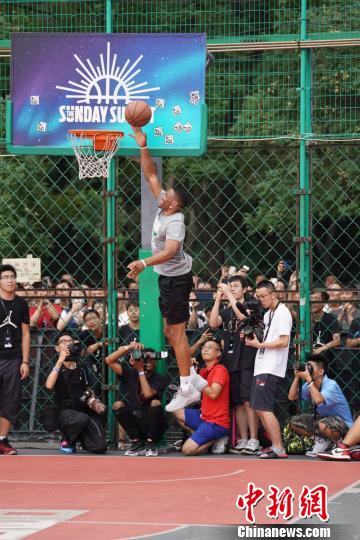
xmin=258 ymin=302 xmax=280 ymax=356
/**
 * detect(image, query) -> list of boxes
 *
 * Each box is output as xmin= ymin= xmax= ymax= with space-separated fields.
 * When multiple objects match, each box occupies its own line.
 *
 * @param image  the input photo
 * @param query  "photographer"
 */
xmin=210 ymin=275 xmax=260 ymax=455
xmin=45 ymin=332 xmax=107 ymax=454
xmin=288 ymin=355 xmax=353 ymax=457
xmin=246 ymin=280 xmax=292 ymax=459
xmin=105 ymin=342 xmax=168 ymax=457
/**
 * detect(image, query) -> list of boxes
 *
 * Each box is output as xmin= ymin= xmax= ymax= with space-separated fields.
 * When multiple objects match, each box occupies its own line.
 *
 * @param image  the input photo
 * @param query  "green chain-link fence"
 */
xmin=0 ymin=0 xmax=359 ymax=442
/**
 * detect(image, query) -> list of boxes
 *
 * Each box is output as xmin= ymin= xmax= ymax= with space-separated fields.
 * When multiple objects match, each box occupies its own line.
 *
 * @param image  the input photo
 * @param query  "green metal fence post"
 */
xmin=105 ymin=159 xmax=117 ymax=441
xmin=299 ymin=0 xmax=312 ymax=361
xmin=105 ymin=0 xmax=117 ymax=442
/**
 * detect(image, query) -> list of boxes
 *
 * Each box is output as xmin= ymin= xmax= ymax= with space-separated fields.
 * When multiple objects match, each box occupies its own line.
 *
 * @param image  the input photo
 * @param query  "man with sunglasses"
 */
xmin=0 ymin=264 xmax=30 ymax=455
xmin=171 ymin=339 xmax=230 ymax=456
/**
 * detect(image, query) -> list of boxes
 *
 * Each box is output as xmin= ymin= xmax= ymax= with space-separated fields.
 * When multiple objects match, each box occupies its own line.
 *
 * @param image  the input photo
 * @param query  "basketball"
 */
xmin=125 ymin=100 xmax=152 ymax=128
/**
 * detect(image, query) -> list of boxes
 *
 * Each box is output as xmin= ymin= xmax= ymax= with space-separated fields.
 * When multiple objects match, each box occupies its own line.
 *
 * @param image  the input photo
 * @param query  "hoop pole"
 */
xmin=106 ymin=159 xmax=117 ymax=445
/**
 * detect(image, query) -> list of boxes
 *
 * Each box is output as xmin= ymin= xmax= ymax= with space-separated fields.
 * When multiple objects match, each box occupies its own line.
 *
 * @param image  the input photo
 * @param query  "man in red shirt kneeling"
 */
xmin=171 ymin=339 xmax=230 ymax=456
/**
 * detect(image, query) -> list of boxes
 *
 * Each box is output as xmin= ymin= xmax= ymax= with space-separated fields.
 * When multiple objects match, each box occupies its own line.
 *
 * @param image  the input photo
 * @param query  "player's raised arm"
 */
xmin=129 ymin=127 xmax=162 ymax=199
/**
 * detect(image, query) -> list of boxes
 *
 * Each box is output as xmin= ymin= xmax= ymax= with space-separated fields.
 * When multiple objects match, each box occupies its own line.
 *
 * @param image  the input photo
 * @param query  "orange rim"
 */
xmin=68 ymin=129 xmax=124 ymax=151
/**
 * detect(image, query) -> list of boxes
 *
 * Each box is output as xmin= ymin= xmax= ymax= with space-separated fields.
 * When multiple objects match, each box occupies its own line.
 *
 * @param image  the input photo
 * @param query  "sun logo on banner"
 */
xmin=56 ymin=42 xmax=160 ymax=105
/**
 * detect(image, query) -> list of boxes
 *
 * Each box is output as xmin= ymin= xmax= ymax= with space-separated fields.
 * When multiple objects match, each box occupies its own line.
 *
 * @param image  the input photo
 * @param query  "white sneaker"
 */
xmin=145 ymin=441 xmax=158 ymax=457
xmin=165 ymin=384 xmax=201 ymax=412
xmin=212 ymin=435 xmax=229 ymax=455
xmin=305 ymin=436 xmax=332 ymax=457
xmin=230 ymin=438 xmax=248 ymax=454
xmin=241 ymin=438 xmax=260 ymax=455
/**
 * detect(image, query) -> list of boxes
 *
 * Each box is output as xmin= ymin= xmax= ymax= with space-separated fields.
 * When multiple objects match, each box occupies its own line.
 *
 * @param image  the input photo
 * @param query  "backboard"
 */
xmin=7 ymin=33 xmax=207 ymax=157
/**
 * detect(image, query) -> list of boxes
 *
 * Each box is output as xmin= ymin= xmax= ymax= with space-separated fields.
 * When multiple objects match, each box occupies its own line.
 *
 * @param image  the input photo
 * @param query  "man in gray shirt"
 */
xmin=127 ymin=128 xmax=200 ymax=412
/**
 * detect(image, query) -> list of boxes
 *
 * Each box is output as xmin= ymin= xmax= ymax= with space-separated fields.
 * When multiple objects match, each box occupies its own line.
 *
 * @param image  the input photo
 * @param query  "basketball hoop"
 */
xmin=68 ymin=130 xmax=124 ymax=179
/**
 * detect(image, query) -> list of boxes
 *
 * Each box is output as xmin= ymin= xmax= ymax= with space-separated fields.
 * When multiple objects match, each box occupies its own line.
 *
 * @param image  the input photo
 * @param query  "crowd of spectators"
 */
xmin=8 ymin=263 xmax=360 ymax=459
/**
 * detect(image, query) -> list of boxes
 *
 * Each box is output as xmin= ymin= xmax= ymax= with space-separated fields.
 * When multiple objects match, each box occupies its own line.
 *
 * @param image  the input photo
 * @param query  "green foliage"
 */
xmin=0 ymin=0 xmax=359 ymax=286
xmin=0 ymin=156 xmax=103 ymax=285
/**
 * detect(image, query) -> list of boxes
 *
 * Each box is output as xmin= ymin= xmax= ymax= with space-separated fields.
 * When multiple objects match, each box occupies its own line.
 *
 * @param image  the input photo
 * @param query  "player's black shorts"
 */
xmin=250 ymin=373 xmax=283 ymax=412
xmin=158 ymin=271 xmax=193 ymax=325
xmin=230 ymin=368 xmax=254 ymax=405
xmin=0 ymin=358 xmax=22 ymax=423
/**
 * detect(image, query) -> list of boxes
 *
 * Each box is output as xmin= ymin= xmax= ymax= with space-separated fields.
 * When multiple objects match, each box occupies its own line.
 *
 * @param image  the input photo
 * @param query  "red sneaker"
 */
xmin=0 ymin=438 xmax=17 ymax=455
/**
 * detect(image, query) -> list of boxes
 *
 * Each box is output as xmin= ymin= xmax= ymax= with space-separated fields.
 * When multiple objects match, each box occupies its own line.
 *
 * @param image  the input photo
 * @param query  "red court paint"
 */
xmin=0 ymin=456 xmax=357 ymax=539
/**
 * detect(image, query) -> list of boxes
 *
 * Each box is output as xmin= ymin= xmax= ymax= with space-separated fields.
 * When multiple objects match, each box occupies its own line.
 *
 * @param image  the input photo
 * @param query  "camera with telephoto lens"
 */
xmin=66 ymin=340 xmax=82 ymax=361
xmin=80 ymin=388 xmax=106 ymax=414
xmin=132 ymin=350 xmax=169 ymax=361
xmin=294 ymin=362 xmax=314 ymax=377
xmin=236 ymin=293 xmax=265 ymax=341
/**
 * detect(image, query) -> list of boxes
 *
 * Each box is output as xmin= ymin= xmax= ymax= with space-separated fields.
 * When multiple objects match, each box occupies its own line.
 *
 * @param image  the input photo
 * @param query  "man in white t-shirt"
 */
xmin=246 ymin=280 xmax=292 ymax=459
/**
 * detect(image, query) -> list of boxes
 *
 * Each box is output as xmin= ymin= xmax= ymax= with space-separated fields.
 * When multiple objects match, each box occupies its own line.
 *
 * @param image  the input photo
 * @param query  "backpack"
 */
xmin=283 ymin=420 xmax=313 ymax=455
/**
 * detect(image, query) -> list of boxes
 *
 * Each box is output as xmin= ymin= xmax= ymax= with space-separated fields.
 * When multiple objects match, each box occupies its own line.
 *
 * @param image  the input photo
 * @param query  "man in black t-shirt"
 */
xmin=78 ymin=308 xmax=108 ymax=395
xmin=118 ymin=302 xmax=140 ymax=344
xmin=311 ymin=291 xmax=341 ymax=362
xmin=45 ymin=332 xmax=107 ymax=454
xmin=209 ymin=275 xmax=259 ymax=455
xmin=0 ymin=264 xmax=30 ymax=456
xmin=106 ymin=342 xmax=168 ymax=456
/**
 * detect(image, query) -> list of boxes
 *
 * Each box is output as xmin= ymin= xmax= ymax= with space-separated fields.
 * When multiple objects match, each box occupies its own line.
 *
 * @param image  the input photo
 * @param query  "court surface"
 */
xmin=0 ymin=449 xmax=359 ymax=539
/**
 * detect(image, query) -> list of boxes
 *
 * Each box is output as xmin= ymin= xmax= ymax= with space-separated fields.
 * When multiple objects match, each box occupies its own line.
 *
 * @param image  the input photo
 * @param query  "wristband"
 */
xmin=52 ymin=367 xmax=60 ymax=373
xmin=22 ymin=362 xmax=29 ymax=365
xmin=141 ymin=259 xmax=147 ymax=268
xmin=307 ymin=380 xmax=314 ymax=388
xmin=140 ymin=146 xmax=148 ymax=150
xmin=138 ymin=371 xmax=145 ymax=376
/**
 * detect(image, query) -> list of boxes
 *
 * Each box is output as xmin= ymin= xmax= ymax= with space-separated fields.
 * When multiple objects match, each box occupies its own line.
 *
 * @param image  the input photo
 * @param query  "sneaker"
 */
xmin=242 ymin=438 xmax=260 ymax=455
xmin=145 ymin=441 xmax=158 ymax=457
xmin=124 ymin=440 xmax=146 ymax=456
xmin=0 ymin=437 xmax=17 ymax=455
xmin=165 ymin=384 xmax=201 ymax=412
xmin=317 ymin=443 xmax=350 ymax=461
xmin=59 ymin=438 xmax=76 ymax=454
xmin=212 ymin=435 xmax=229 ymax=455
xmin=305 ymin=436 xmax=332 ymax=457
xmin=229 ymin=438 xmax=248 ymax=454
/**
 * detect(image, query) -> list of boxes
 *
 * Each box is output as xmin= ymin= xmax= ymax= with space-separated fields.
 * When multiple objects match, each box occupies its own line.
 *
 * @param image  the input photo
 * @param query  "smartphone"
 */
xmin=228 ymin=266 xmax=236 ymax=276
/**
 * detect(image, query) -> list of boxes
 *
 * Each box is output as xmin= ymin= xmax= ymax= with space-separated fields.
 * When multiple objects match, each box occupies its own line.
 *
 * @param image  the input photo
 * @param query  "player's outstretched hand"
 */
xmin=127 ymin=260 xmax=145 ymax=280
xmin=128 ymin=126 xmax=147 ymax=149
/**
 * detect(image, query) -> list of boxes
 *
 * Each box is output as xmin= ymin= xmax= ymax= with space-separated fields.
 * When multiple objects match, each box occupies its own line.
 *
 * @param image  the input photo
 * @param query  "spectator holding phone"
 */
xmin=57 ymin=289 xmax=87 ymax=331
xmin=30 ymin=282 xmax=62 ymax=328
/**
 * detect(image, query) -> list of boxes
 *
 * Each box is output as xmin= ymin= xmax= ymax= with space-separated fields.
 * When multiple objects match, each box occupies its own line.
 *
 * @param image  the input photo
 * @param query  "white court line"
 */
xmin=0 ymin=468 xmax=244 ymax=485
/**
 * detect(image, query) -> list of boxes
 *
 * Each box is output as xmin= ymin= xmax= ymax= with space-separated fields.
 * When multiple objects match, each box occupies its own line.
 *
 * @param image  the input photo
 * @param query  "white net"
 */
xmin=68 ymin=132 xmax=120 ymax=179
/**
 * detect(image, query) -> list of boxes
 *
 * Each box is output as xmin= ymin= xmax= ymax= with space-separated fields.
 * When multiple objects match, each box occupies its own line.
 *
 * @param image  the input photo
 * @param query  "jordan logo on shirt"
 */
xmin=0 ymin=311 xmax=17 ymax=329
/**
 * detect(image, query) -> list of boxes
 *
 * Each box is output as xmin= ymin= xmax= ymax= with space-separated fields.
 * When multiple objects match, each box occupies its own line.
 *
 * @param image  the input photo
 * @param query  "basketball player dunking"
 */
xmin=127 ymin=127 xmax=200 ymax=411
